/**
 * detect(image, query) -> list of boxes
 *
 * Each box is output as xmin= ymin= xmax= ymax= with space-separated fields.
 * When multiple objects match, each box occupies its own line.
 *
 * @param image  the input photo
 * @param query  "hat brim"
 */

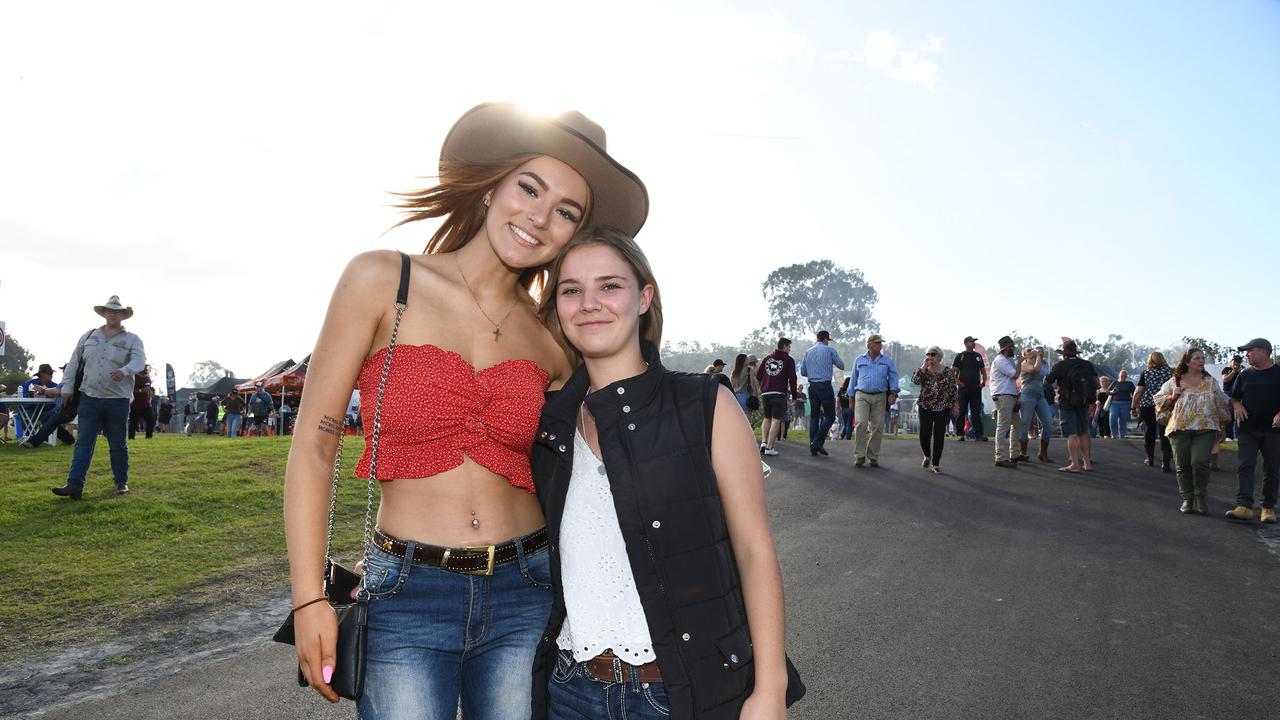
xmin=441 ymin=103 xmax=649 ymax=237
xmin=95 ymin=306 xmax=134 ymax=319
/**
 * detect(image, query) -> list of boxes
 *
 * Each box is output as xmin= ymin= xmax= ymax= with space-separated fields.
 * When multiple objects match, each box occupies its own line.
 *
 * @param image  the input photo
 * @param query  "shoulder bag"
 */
xmin=272 ymin=252 xmax=411 ymax=701
xmin=1155 ymin=376 xmax=1179 ymax=426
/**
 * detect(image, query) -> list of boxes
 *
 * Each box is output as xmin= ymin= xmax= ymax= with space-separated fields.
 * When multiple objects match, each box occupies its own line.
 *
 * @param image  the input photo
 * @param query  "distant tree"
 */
xmin=761 ymin=260 xmax=878 ymax=341
xmin=1179 ymin=336 xmax=1232 ymax=364
xmin=658 ymin=340 xmax=744 ymax=374
xmin=189 ymin=360 xmax=234 ymax=387
xmin=0 ymin=334 xmax=36 ymax=390
xmin=1 ymin=334 xmax=35 ymax=375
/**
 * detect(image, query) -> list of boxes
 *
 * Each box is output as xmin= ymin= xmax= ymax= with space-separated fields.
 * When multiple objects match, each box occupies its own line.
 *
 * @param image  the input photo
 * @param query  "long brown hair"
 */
xmin=1173 ymin=347 xmax=1205 ymax=383
xmin=390 ymin=155 xmax=593 ymax=291
xmin=1147 ymin=351 xmax=1168 ymax=369
xmin=537 ymin=226 xmax=662 ymax=367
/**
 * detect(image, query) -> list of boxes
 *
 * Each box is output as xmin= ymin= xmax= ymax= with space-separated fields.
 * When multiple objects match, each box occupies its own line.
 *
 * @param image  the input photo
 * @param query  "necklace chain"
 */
xmin=454 ymin=254 xmax=520 ymax=341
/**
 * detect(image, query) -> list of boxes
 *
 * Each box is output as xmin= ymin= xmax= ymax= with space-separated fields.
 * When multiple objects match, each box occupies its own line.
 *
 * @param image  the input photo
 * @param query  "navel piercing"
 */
xmin=471 ymin=511 xmax=480 ymax=529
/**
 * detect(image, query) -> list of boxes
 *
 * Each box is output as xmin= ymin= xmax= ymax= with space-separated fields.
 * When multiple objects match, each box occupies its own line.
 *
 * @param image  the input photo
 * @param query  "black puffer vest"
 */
xmin=529 ymin=343 xmax=803 ymax=719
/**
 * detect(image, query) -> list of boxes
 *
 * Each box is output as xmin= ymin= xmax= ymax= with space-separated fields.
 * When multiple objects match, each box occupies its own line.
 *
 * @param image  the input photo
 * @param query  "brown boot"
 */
xmin=1016 ymin=440 xmax=1030 ymax=462
xmin=1038 ymin=440 xmax=1052 ymax=463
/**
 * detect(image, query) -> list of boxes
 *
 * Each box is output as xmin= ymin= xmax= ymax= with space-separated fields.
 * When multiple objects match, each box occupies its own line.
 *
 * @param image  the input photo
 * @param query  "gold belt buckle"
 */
xmin=456 ymin=545 xmax=496 ymax=576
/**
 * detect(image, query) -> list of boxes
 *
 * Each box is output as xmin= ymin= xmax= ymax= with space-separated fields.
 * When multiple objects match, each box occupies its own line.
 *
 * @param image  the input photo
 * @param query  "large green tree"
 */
xmin=761 ymin=260 xmax=878 ymax=341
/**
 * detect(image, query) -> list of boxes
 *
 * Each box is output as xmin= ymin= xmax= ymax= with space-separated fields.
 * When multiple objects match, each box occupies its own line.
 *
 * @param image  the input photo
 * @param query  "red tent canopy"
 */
xmin=235 ymin=355 xmax=310 ymax=395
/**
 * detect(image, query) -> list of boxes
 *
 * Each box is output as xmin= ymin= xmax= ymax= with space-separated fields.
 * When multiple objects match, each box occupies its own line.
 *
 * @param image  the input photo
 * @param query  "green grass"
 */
xmin=0 ymin=433 xmax=373 ymax=663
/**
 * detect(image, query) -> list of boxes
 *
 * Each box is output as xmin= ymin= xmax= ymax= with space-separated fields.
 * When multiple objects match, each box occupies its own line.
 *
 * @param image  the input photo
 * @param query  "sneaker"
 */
xmin=810 ymin=447 xmax=818 ymax=456
xmin=759 ymin=443 xmax=766 ymax=455
xmin=922 ymin=457 xmax=931 ymax=469
xmin=115 ymin=484 xmax=130 ymax=495
xmin=994 ymin=460 xmax=1017 ymax=469
xmin=51 ymin=485 xmax=83 ymax=500
xmin=763 ymin=448 xmax=779 ymax=457
xmin=1225 ymin=505 xmax=1254 ymax=522
xmin=957 ymin=436 xmax=966 ymax=442
xmin=930 ymin=465 xmax=940 ymax=475
xmin=20 ymin=440 xmax=36 ymax=448
xmin=1262 ymin=507 xmax=1277 ymax=524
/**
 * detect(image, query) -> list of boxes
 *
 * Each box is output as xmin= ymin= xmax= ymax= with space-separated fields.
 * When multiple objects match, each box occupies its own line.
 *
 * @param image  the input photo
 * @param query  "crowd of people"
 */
xmin=706 ymin=329 xmax=1280 ymax=523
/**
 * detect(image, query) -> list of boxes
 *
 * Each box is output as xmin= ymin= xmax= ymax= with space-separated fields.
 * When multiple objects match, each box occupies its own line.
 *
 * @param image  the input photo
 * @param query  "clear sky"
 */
xmin=2 ymin=1 xmax=1277 ymax=385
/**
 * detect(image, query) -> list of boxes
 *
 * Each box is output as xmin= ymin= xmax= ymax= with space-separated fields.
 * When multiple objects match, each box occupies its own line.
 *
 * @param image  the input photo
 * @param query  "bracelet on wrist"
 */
xmin=292 ymin=596 xmax=329 ymax=613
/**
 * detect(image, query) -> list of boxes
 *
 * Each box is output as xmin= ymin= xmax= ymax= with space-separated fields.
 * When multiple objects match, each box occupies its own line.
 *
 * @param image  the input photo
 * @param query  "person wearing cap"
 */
xmin=730 ymin=353 xmax=761 ymax=414
xmin=282 ymin=103 xmax=648 ymax=714
xmin=1226 ymin=338 xmax=1280 ymax=523
xmin=990 ymin=336 xmax=1025 ymax=468
xmin=911 ymin=346 xmax=958 ymax=473
xmin=952 ymin=336 xmax=988 ymax=442
xmin=850 ymin=333 xmax=900 ymax=468
xmin=46 ymin=295 xmax=146 ymax=499
xmin=799 ymin=330 xmax=845 ymax=457
xmin=1044 ymin=339 xmax=1100 ymax=473
xmin=756 ymin=337 xmax=798 ymax=457
xmin=16 ymin=363 xmax=58 ymax=441
xmin=704 ymin=358 xmax=727 ymax=376
xmin=249 ymin=382 xmax=275 ymax=435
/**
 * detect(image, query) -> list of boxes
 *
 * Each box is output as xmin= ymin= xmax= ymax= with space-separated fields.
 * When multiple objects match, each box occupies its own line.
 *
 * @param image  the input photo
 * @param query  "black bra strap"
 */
xmin=396 ymin=252 xmax=411 ymax=306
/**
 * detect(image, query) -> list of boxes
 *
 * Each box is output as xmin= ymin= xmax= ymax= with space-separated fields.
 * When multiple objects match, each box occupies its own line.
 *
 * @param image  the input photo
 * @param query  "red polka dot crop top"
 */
xmin=354 ymin=343 xmax=548 ymax=491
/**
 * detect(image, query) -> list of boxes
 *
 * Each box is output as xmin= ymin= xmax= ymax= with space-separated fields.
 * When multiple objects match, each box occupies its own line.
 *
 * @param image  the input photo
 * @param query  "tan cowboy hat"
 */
xmin=440 ymin=103 xmax=649 ymax=236
xmin=94 ymin=295 xmax=134 ymax=319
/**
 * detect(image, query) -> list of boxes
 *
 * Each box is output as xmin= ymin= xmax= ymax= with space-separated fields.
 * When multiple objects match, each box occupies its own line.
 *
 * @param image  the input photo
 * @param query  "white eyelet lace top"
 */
xmin=555 ymin=430 xmax=656 ymax=666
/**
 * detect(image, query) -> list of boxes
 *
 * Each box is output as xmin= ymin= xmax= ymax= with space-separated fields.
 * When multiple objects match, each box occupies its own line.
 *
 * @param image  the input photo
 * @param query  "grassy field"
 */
xmin=0 ymin=433 xmax=372 ymax=664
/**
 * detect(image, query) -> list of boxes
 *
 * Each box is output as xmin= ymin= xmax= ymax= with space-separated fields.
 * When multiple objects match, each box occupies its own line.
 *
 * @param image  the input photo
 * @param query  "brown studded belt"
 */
xmin=371 ymin=527 xmax=548 ymax=576
xmin=583 ymin=650 xmax=663 ymax=684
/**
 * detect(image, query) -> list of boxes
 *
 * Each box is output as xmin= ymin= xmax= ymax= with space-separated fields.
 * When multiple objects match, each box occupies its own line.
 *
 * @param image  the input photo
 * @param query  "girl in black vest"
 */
xmin=530 ymin=227 xmax=800 ymax=719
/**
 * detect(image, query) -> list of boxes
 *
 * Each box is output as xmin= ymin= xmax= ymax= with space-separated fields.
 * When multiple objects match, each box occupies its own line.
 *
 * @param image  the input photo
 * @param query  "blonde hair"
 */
xmin=390 ymin=156 xmax=593 ymax=290
xmin=1147 ymin=351 xmax=1168 ymax=368
xmin=537 ymin=226 xmax=662 ymax=367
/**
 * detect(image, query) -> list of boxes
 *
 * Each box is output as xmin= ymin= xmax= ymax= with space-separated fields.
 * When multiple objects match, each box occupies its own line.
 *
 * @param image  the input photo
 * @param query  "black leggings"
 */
xmin=1139 ymin=405 xmax=1171 ymax=462
xmin=919 ymin=408 xmax=949 ymax=465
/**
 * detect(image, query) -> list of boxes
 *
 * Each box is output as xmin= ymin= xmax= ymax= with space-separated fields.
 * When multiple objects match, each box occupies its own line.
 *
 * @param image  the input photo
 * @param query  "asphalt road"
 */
xmin=13 ymin=435 xmax=1280 ymax=719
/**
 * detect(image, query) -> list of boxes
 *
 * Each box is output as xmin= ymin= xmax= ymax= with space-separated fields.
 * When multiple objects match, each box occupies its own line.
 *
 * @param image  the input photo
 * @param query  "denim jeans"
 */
xmin=1019 ymin=391 xmax=1054 ymax=445
xmin=357 ymin=535 xmax=553 ymax=720
xmin=839 ymin=407 xmax=853 ymax=439
xmin=955 ymin=386 xmax=984 ymax=437
xmin=224 ymin=413 xmax=242 ymax=437
xmin=807 ymin=381 xmax=835 ymax=450
xmin=67 ymin=395 xmax=130 ymax=490
xmin=1235 ymin=430 xmax=1280 ymax=509
xmin=548 ymin=649 xmax=671 ymax=719
xmin=1109 ymin=401 xmax=1131 ymax=438
xmin=734 ymin=391 xmax=751 ymax=413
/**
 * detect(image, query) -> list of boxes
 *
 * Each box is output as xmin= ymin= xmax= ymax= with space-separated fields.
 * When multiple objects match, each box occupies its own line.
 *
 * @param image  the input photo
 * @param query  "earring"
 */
xmin=483 ymin=193 xmax=492 ymax=208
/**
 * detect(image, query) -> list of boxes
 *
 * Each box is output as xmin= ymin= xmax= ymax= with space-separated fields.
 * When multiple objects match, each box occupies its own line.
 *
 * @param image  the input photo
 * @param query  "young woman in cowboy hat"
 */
xmin=283 ymin=103 xmax=647 ymax=718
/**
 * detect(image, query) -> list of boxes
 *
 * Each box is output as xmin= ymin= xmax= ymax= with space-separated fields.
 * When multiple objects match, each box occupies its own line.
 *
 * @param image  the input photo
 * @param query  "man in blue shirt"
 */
xmin=800 ymin=330 xmax=845 ymax=457
xmin=851 ymin=333 xmax=900 ymax=468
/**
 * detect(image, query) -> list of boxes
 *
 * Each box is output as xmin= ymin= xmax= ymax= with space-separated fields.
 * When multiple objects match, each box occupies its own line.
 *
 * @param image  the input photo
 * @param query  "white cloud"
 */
xmin=839 ymin=30 xmax=941 ymax=91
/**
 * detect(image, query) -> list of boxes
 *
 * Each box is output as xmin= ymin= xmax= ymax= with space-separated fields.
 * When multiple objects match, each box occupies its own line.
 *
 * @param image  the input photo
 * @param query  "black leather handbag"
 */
xmin=272 ymin=252 xmax=412 ymax=702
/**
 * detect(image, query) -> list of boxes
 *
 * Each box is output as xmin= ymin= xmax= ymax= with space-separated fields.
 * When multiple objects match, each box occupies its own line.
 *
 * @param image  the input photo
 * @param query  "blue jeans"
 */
xmin=549 ymin=649 xmax=671 ymax=719
xmin=224 ymin=413 xmax=242 ymax=437
xmin=734 ymin=391 xmax=751 ymax=413
xmin=1019 ymin=391 xmax=1054 ymax=444
xmin=956 ymin=386 xmax=984 ymax=437
xmin=807 ymin=381 xmax=835 ymax=450
xmin=357 ymin=535 xmax=553 ymax=720
xmin=839 ymin=406 xmax=853 ymax=439
xmin=67 ymin=395 xmax=130 ymax=490
xmin=1109 ymin=401 xmax=1131 ymax=437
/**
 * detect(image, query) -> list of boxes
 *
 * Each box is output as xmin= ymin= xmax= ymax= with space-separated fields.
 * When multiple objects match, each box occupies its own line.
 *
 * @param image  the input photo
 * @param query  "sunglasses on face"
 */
xmin=926 ymin=352 xmax=937 ymax=357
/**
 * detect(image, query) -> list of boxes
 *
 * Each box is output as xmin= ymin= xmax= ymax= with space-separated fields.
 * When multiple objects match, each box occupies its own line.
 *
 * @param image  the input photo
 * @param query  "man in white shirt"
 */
xmin=48 ymin=295 xmax=147 ymax=499
xmin=991 ymin=335 xmax=1024 ymax=468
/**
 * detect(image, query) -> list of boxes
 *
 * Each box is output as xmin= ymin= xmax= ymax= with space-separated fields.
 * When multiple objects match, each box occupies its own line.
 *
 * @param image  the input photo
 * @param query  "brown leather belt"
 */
xmin=372 ymin=527 xmax=548 ymax=577
xmin=583 ymin=650 xmax=663 ymax=684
